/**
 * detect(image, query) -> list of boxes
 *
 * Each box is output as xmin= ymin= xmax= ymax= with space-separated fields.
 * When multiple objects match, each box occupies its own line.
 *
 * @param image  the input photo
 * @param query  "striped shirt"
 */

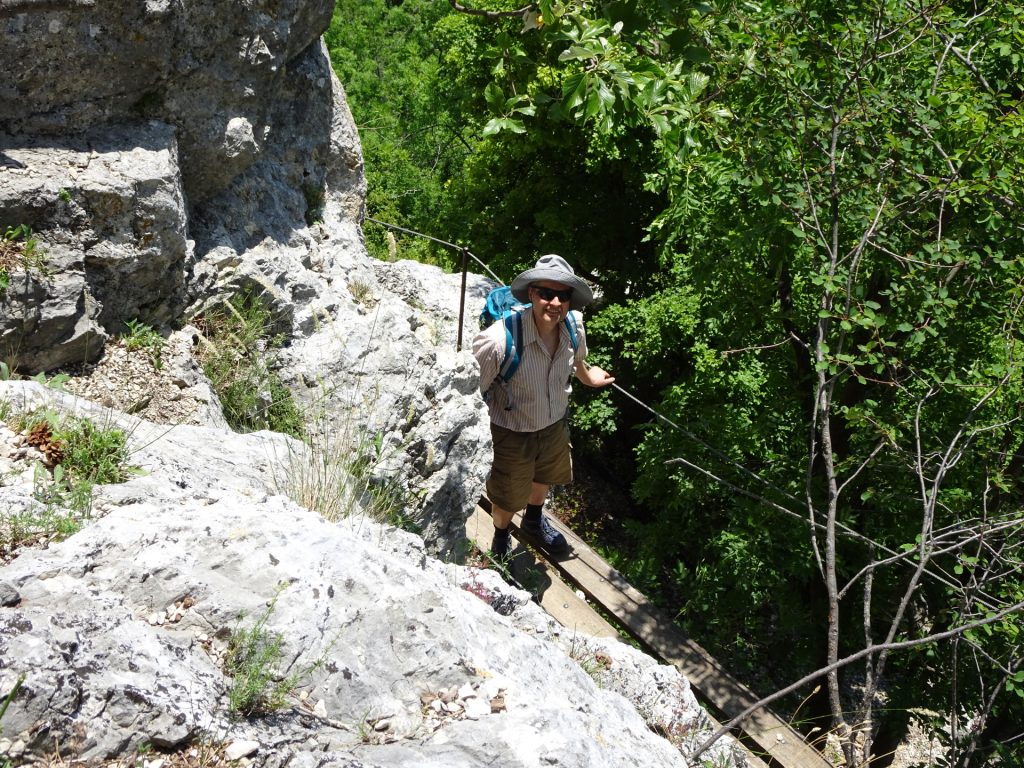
xmin=472 ymin=308 xmax=588 ymax=432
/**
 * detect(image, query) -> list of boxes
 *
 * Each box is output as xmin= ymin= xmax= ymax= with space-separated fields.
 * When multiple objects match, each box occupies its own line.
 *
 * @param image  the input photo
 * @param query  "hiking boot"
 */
xmin=490 ymin=529 xmax=512 ymax=562
xmin=520 ymin=515 xmax=569 ymax=555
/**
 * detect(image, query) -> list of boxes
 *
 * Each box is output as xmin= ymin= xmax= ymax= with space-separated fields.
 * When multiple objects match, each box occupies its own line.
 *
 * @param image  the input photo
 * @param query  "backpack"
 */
xmin=479 ymin=285 xmax=579 ymax=385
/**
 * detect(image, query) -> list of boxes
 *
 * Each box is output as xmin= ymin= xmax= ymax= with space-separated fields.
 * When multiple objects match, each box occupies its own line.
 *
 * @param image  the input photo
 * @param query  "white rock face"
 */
xmin=0 ymin=382 xmax=741 ymax=768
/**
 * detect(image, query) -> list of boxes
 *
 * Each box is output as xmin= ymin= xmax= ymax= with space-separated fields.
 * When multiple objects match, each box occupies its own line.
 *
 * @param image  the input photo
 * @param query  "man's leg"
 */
xmin=528 ymin=482 xmax=549 ymax=506
xmin=521 ymin=422 xmax=571 ymax=554
xmin=486 ymin=424 xmax=535 ymax=559
xmin=494 ymin=485 xmax=548 ymax=532
xmin=520 ymin=481 xmax=569 ymax=554
xmin=491 ymin=502 xmax=516 ymax=531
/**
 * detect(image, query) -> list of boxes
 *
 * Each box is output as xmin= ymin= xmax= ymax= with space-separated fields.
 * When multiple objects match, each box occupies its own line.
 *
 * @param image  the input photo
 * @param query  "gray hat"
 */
xmin=510 ymin=254 xmax=594 ymax=310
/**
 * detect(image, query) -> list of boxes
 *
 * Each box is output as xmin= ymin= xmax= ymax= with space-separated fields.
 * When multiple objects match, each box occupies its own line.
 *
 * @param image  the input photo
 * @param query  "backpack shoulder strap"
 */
xmin=497 ymin=308 xmax=526 ymax=383
xmin=563 ymin=312 xmax=580 ymax=353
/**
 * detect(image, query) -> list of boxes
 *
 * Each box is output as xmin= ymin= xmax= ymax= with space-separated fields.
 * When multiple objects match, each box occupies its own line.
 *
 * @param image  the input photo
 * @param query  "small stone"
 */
xmin=313 ymin=698 xmax=327 ymax=717
xmin=457 ymin=683 xmax=475 ymax=700
xmin=0 ymin=582 xmax=20 ymax=607
xmin=439 ymin=687 xmax=457 ymax=703
xmin=373 ymin=719 xmax=390 ymax=732
xmin=224 ymin=740 xmax=259 ymax=761
xmin=464 ymin=697 xmax=491 ymax=720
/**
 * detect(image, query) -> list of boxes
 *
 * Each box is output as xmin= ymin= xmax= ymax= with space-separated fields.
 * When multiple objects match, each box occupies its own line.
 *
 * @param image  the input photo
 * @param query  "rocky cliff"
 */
xmin=0 ymin=2 xmax=744 ymax=766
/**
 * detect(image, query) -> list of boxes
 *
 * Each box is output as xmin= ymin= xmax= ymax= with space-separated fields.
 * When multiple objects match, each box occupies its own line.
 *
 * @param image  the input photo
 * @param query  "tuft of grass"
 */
xmin=1 ymin=409 xmax=135 ymax=559
xmin=224 ymin=590 xmax=299 ymax=717
xmin=123 ymin=319 xmax=165 ymax=369
xmin=195 ymin=292 xmax=304 ymax=439
xmin=278 ymin=405 xmax=416 ymax=530
xmin=52 ymin=415 xmax=131 ymax=488
xmin=0 ymin=225 xmax=46 ymax=295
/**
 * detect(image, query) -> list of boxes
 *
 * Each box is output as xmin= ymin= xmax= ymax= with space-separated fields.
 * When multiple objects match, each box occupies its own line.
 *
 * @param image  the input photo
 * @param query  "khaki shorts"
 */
xmin=486 ymin=419 xmax=573 ymax=512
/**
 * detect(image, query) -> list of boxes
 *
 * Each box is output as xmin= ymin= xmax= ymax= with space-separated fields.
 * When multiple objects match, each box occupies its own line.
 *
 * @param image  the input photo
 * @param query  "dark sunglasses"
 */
xmin=532 ymin=286 xmax=573 ymax=303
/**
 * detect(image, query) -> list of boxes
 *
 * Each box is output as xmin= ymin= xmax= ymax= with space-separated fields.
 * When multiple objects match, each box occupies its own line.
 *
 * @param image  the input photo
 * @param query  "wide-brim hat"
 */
xmin=510 ymin=254 xmax=594 ymax=310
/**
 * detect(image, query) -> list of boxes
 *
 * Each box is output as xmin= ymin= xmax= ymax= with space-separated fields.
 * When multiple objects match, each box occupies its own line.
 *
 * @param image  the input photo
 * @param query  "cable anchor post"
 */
xmin=457 ymin=247 xmax=469 ymax=352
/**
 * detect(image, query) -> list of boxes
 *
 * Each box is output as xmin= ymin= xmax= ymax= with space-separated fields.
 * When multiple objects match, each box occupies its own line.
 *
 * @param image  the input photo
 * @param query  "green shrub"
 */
xmin=224 ymin=591 xmax=299 ymax=716
xmin=1 ymin=410 xmax=134 ymax=558
xmin=197 ymin=292 xmax=304 ymax=439
xmin=0 ymin=225 xmax=46 ymax=294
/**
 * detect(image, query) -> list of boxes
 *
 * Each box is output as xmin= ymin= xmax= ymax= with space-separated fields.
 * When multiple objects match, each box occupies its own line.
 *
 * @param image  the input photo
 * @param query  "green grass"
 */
xmin=224 ymin=590 xmax=300 ymax=717
xmin=196 ymin=292 xmax=305 ymax=439
xmin=122 ymin=319 xmax=165 ymax=369
xmin=0 ymin=225 xmax=46 ymax=295
xmin=1 ymin=409 xmax=134 ymax=559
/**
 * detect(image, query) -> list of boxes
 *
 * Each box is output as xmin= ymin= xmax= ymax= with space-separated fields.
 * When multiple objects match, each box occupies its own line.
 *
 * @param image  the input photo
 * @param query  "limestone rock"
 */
xmin=0 ymin=384 xmax=719 ymax=767
xmin=0 ymin=122 xmax=190 ymax=371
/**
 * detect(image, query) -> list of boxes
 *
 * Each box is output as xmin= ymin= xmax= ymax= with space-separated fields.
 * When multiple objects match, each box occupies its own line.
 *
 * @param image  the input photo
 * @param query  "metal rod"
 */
xmin=457 ymin=248 xmax=469 ymax=351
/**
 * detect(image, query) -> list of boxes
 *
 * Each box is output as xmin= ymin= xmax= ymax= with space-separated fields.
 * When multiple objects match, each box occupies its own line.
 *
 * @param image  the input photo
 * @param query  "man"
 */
xmin=472 ymin=254 xmax=614 ymax=559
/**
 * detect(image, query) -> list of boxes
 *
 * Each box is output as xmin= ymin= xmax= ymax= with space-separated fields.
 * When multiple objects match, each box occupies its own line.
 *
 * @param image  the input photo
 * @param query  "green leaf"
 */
xmin=562 ymin=72 xmax=589 ymax=110
xmin=482 ymin=117 xmax=526 ymax=136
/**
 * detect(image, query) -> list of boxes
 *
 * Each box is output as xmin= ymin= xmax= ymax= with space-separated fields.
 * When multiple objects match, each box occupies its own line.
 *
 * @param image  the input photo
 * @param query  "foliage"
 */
xmin=224 ymin=589 xmax=299 ymax=716
xmin=1 ymin=410 xmax=133 ymax=558
xmin=196 ymin=292 xmax=304 ymax=439
xmin=459 ymin=0 xmax=1024 ymax=762
xmin=325 ymin=0 xmax=464 ymax=268
xmin=122 ymin=319 xmax=165 ymax=370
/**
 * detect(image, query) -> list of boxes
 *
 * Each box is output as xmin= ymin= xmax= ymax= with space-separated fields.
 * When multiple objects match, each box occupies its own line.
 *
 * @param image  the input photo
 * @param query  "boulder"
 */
xmin=0 ymin=381 xmax=742 ymax=768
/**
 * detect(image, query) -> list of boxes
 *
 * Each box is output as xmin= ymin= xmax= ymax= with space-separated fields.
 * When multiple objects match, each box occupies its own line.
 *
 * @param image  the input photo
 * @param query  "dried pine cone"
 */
xmin=25 ymin=421 xmax=65 ymax=467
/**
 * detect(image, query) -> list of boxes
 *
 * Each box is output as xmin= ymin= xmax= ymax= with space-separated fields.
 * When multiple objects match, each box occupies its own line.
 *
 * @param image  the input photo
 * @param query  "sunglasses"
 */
xmin=532 ymin=286 xmax=573 ymax=303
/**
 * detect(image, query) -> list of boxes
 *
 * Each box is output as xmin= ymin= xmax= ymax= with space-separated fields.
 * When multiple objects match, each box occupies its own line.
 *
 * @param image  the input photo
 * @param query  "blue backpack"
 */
xmin=479 ymin=285 xmax=579 ymax=384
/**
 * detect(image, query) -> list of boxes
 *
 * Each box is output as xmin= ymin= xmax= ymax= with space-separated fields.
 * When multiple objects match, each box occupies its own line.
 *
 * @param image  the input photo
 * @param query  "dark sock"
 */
xmin=493 ymin=526 xmax=510 ymax=540
xmin=524 ymin=503 xmax=543 ymax=524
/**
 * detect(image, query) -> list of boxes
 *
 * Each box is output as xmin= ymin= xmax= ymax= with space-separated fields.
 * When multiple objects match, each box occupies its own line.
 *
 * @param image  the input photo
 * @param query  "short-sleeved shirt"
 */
xmin=472 ymin=308 xmax=588 ymax=433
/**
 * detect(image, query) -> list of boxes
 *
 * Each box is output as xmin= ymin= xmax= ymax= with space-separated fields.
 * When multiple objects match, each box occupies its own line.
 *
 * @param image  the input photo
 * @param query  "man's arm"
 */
xmin=472 ymin=326 xmax=502 ymax=393
xmin=575 ymin=361 xmax=615 ymax=388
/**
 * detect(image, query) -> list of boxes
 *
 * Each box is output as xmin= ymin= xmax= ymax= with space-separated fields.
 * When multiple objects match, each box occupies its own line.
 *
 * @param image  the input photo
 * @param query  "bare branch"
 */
xmin=688 ymin=598 xmax=1024 ymax=762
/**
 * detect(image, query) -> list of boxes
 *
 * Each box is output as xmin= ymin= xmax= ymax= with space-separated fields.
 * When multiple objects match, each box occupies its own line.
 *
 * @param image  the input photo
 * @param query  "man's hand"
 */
xmin=577 ymin=364 xmax=615 ymax=388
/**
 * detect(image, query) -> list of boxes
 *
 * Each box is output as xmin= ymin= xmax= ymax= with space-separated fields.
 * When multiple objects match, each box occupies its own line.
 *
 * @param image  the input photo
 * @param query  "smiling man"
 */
xmin=472 ymin=255 xmax=615 ymax=560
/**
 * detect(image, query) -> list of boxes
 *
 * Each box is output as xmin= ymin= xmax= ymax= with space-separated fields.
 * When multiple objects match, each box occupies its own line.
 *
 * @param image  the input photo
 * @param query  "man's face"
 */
xmin=529 ymin=280 xmax=573 ymax=330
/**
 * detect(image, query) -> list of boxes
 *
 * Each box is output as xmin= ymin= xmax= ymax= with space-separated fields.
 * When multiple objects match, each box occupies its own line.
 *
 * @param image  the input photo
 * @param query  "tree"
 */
xmin=447 ymin=1 xmax=1024 ymax=764
xmin=325 ymin=0 xmax=468 ymax=265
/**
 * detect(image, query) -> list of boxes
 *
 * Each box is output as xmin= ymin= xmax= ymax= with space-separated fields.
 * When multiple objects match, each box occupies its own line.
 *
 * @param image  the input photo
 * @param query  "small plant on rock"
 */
xmin=123 ymin=319 xmax=165 ymax=369
xmin=0 ymin=225 xmax=46 ymax=295
xmin=224 ymin=590 xmax=300 ymax=717
xmin=1 ymin=409 xmax=134 ymax=559
xmin=196 ymin=291 xmax=304 ymax=439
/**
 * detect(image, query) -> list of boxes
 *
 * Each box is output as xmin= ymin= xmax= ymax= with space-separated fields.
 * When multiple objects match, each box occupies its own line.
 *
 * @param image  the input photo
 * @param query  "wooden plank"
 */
xmin=468 ymin=503 xmax=770 ymax=768
xmin=513 ymin=510 xmax=834 ymax=768
xmin=465 ymin=506 xmax=619 ymax=639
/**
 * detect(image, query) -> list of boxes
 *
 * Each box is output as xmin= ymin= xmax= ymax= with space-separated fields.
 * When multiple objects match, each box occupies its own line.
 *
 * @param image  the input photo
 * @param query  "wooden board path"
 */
xmin=471 ymin=499 xmax=833 ymax=768
xmin=467 ymin=503 xmax=767 ymax=768
xmin=466 ymin=505 xmax=619 ymax=639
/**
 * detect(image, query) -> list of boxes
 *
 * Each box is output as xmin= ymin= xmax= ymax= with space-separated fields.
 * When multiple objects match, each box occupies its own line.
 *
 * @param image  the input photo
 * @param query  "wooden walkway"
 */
xmin=467 ymin=499 xmax=834 ymax=768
